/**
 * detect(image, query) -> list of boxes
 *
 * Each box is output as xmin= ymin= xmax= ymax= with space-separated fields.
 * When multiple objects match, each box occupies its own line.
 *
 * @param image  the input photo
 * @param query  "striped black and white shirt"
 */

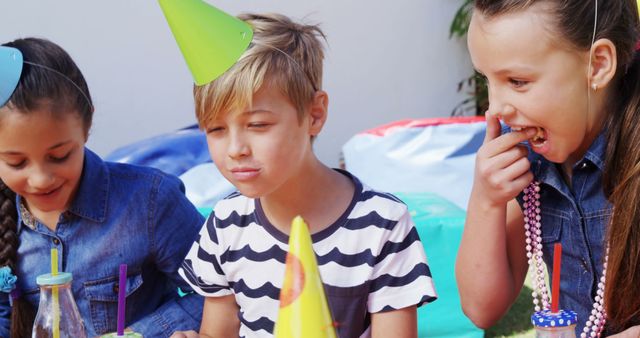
xmin=179 ymin=172 xmax=437 ymax=338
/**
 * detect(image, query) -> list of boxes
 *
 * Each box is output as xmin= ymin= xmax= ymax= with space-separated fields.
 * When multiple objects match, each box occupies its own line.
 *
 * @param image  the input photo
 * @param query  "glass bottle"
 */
xmin=32 ymin=272 xmax=87 ymax=338
xmin=532 ymin=309 xmax=577 ymax=338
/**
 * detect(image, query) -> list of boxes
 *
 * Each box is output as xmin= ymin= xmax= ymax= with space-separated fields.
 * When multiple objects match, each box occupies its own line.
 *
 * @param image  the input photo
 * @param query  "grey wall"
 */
xmin=0 ymin=1 xmax=473 ymax=167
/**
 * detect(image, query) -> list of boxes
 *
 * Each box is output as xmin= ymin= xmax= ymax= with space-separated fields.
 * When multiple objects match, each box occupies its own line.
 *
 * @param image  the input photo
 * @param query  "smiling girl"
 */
xmin=456 ymin=1 xmax=640 ymax=336
xmin=0 ymin=38 xmax=204 ymax=337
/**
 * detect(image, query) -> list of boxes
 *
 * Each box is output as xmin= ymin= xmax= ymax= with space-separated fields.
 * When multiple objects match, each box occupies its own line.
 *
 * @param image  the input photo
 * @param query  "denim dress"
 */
xmin=517 ymin=131 xmax=610 ymax=335
xmin=0 ymin=149 xmax=204 ymax=337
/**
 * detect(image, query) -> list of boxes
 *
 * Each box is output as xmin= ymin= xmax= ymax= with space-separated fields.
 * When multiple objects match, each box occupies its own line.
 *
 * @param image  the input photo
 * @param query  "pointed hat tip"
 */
xmin=290 ymin=216 xmax=310 ymax=236
xmin=158 ymin=0 xmax=253 ymax=85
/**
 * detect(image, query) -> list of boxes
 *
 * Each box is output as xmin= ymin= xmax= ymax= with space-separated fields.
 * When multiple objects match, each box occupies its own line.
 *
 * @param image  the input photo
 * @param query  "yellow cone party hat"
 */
xmin=274 ymin=216 xmax=337 ymax=338
xmin=158 ymin=0 xmax=253 ymax=85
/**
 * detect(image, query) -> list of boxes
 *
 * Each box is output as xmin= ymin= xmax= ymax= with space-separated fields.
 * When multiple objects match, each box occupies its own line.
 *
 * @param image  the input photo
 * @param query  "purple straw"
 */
xmin=117 ymin=264 xmax=127 ymax=336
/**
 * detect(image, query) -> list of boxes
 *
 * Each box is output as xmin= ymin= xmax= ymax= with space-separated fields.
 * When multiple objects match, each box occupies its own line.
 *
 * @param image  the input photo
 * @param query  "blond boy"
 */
xmin=176 ymin=13 xmax=436 ymax=338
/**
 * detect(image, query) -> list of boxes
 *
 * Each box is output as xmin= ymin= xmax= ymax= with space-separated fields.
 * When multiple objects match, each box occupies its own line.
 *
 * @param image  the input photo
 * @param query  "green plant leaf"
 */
xmin=449 ymin=0 xmax=488 ymax=116
xmin=449 ymin=0 xmax=473 ymax=39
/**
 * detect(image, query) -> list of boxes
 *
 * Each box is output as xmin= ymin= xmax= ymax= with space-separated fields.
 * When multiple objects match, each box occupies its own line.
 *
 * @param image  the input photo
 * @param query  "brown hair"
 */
xmin=0 ymin=180 xmax=35 ymax=337
xmin=0 ymin=37 xmax=94 ymax=337
xmin=474 ymin=0 xmax=640 ymax=331
xmin=2 ymin=38 xmax=94 ymax=132
xmin=193 ymin=13 xmax=326 ymax=129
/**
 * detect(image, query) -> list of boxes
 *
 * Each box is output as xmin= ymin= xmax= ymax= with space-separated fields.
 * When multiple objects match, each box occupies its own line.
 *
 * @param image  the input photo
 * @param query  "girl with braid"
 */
xmin=0 ymin=38 xmax=204 ymax=337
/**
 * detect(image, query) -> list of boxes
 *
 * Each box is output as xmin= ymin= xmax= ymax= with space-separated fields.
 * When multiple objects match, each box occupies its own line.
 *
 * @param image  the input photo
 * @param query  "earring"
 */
xmin=591 ymin=83 xmax=598 ymax=92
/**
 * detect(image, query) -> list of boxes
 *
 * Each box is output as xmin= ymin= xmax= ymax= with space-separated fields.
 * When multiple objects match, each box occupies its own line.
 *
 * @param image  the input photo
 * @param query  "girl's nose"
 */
xmin=485 ymin=84 xmax=501 ymax=118
xmin=485 ymin=83 xmax=518 ymax=121
xmin=27 ymin=166 xmax=56 ymax=190
xmin=486 ymin=99 xmax=516 ymax=122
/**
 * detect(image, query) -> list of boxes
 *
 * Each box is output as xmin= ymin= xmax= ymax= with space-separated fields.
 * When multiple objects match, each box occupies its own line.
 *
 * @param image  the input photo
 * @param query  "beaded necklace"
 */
xmin=523 ymin=181 xmax=608 ymax=338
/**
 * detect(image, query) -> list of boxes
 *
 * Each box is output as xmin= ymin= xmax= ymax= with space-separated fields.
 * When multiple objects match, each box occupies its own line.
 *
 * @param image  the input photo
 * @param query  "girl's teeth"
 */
xmin=533 ymin=127 xmax=544 ymax=139
xmin=510 ymin=126 xmax=547 ymax=146
xmin=531 ymin=139 xmax=547 ymax=148
xmin=531 ymin=127 xmax=547 ymax=147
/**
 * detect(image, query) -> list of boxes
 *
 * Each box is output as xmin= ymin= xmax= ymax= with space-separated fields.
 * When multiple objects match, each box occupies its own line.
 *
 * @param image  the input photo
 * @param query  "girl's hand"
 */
xmin=607 ymin=325 xmax=640 ymax=338
xmin=170 ymin=330 xmax=199 ymax=338
xmin=473 ymin=114 xmax=537 ymax=207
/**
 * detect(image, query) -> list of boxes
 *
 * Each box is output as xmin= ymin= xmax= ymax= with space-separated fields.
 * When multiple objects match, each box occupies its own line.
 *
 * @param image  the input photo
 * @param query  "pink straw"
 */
xmin=551 ymin=243 xmax=562 ymax=313
xmin=117 ymin=264 xmax=127 ymax=336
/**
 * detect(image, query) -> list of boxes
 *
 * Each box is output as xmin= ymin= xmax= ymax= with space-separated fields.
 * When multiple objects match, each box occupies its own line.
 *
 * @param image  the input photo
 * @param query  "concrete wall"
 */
xmin=0 ymin=0 xmax=473 ymax=167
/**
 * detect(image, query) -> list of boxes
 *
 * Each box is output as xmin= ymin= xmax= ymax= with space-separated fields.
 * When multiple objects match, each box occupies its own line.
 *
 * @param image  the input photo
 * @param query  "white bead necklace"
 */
xmin=523 ymin=181 xmax=608 ymax=338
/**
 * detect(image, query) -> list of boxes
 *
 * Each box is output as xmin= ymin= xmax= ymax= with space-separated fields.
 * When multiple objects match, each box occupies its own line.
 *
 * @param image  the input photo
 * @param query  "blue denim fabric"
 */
xmin=0 ymin=149 xmax=204 ymax=338
xmin=517 ymin=131 xmax=610 ymax=334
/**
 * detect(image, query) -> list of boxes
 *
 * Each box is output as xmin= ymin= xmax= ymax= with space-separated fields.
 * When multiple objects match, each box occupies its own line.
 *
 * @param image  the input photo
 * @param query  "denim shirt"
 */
xmin=517 ymin=131 xmax=610 ymax=334
xmin=0 ymin=149 xmax=204 ymax=338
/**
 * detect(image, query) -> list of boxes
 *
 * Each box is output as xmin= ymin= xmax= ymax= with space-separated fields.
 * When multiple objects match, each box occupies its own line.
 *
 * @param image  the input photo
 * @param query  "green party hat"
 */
xmin=159 ymin=0 xmax=253 ymax=85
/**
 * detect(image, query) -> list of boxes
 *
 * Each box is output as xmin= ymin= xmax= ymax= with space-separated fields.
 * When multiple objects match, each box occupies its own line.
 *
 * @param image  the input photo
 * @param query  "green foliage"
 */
xmin=449 ymin=0 xmax=473 ymax=39
xmin=450 ymin=0 xmax=488 ymax=116
xmin=485 ymin=284 xmax=536 ymax=337
xmin=452 ymin=71 xmax=488 ymax=116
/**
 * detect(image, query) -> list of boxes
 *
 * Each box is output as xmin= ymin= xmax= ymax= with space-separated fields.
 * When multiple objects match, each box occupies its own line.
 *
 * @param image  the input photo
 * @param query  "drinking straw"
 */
xmin=51 ymin=247 xmax=58 ymax=276
xmin=117 ymin=264 xmax=127 ymax=336
xmin=551 ymin=243 xmax=562 ymax=313
xmin=51 ymin=248 xmax=60 ymax=338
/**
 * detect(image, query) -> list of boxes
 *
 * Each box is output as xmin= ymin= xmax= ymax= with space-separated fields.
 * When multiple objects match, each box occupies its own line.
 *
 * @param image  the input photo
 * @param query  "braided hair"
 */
xmin=0 ymin=180 xmax=34 ymax=337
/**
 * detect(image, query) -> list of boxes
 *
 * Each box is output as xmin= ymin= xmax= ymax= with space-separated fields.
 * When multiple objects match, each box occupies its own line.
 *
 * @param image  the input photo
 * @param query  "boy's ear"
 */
xmin=589 ymin=38 xmax=617 ymax=90
xmin=308 ymin=90 xmax=329 ymax=136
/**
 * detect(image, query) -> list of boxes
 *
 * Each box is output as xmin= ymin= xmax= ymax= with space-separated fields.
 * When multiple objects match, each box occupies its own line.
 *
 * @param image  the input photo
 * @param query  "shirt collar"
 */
xmin=16 ymin=196 xmax=36 ymax=231
xmin=582 ymin=130 xmax=606 ymax=171
xmin=66 ymin=148 xmax=109 ymax=223
xmin=16 ymin=148 xmax=109 ymax=232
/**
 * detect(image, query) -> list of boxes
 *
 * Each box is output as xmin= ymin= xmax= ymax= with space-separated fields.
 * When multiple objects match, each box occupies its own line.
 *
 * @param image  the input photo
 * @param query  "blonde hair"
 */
xmin=194 ymin=13 xmax=326 ymax=129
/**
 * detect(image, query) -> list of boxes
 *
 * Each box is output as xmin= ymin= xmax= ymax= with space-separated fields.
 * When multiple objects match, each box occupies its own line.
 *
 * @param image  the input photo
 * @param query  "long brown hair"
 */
xmin=0 ymin=37 xmax=94 ymax=337
xmin=474 ymin=0 xmax=640 ymax=331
